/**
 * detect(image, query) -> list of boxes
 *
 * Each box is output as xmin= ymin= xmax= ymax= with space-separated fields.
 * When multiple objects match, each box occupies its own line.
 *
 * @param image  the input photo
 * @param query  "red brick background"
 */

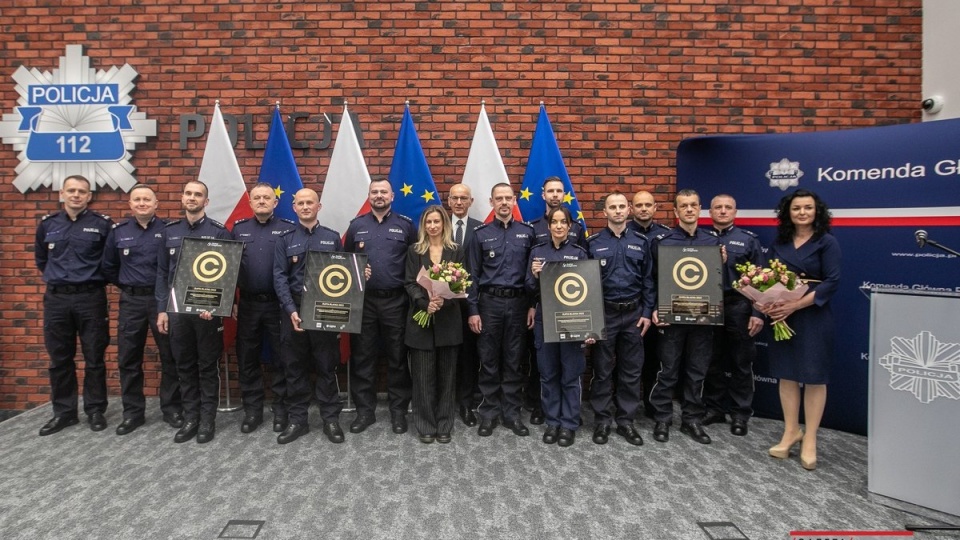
xmin=0 ymin=0 xmax=922 ymax=411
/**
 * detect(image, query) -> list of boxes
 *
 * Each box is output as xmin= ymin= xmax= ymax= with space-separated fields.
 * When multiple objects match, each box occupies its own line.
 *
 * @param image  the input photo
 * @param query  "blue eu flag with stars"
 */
xmin=388 ymin=103 xmax=439 ymax=227
xmin=257 ymin=105 xmax=303 ymax=222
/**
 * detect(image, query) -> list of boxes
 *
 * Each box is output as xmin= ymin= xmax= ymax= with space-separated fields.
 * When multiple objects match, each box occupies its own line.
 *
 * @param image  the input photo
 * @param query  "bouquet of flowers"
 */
xmin=734 ymin=259 xmax=809 ymax=341
xmin=412 ymin=261 xmax=473 ymax=328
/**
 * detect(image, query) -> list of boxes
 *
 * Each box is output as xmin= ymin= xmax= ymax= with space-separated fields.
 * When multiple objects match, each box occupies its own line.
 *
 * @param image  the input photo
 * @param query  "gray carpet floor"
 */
xmin=1 ymin=399 xmax=957 ymax=540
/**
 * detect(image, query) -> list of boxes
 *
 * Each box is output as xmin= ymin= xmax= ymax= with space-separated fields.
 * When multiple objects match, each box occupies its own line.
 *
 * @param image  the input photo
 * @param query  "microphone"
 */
xmin=915 ymin=229 xmax=928 ymax=248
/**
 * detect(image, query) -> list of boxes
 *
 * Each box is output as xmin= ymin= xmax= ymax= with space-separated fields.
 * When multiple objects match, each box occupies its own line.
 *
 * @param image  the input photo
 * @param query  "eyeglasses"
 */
xmin=449 ymin=196 xmax=471 ymax=202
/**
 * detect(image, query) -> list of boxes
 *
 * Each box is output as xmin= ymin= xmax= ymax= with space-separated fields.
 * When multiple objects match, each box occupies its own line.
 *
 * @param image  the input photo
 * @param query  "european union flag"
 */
xmin=518 ymin=103 xmax=587 ymax=231
xmin=257 ymin=105 xmax=303 ymax=222
xmin=388 ymin=103 xmax=439 ymax=227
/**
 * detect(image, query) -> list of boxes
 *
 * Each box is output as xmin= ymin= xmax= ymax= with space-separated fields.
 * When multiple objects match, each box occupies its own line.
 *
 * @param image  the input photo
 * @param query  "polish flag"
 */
xmin=318 ymin=103 xmax=371 ymax=236
xmin=198 ymin=101 xmax=253 ymax=228
xmin=461 ymin=101 xmax=520 ymax=223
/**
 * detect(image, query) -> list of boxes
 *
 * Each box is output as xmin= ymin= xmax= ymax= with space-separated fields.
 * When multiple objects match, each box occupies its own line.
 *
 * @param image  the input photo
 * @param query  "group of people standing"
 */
xmin=34 ymin=174 xmax=839 ymax=469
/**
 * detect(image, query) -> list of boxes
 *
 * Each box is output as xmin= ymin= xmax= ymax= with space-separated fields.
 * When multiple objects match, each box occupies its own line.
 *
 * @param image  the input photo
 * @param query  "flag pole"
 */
xmin=341 ymin=97 xmax=356 ymax=414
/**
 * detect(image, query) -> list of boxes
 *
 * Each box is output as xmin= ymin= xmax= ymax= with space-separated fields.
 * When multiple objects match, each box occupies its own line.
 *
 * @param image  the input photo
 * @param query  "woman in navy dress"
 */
xmin=760 ymin=189 xmax=841 ymax=471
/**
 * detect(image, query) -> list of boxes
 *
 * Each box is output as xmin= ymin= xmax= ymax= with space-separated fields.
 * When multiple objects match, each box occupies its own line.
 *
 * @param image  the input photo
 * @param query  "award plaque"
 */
xmin=301 ymin=251 xmax=368 ymax=333
xmin=169 ymin=237 xmax=243 ymax=317
xmin=540 ymin=259 xmax=606 ymax=343
xmin=657 ymin=245 xmax=723 ymax=325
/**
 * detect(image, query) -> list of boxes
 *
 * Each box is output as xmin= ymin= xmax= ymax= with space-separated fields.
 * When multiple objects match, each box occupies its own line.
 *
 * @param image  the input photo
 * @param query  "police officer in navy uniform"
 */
xmin=343 ymin=178 xmax=416 ymax=435
xmin=102 ymin=184 xmax=183 ymax=435
xmin=524 ymin=176 xmax=587 ymax=425
xmin=233 ymin=182 xmax=295 ymax=435
xmin=156 ymin=180 xmax=233 ymax=444
xmin=702 ymin=194 xmax=765 ymax=436
xmin=586 ymin=192 xmax=655 ymax=446
xmin=466 ymin=182 xmax=535 ymax=437
xmin=273 ymin=188 xmax=347 ymax=444
xmin=649 ymin=189 xmax=723 ymax=445
xmin=35 ymin=175 xmax=113 ymax=436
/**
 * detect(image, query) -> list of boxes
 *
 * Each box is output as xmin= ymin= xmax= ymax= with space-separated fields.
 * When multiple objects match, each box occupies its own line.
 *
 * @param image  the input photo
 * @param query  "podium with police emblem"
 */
xmin=301 ymin=251 xmax=368 ymax=333
xmin=656 ymin=245 xmax=723 ymax=325
xmin=540 ymin=260 xmax=606 ymax=343
xmin=169 ymin=237 xmax=242 ymax=317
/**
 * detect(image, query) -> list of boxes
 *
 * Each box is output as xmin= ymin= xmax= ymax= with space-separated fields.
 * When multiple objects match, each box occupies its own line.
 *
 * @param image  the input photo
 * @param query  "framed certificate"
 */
xmin=169 ymin=237 xmax=243 ymax=317
xmin=301 ymin=251 xmax=368 ymax=333
xmin=539 ymin=259 xmax=606 ymax=343
xmin=656 ymin=245 xmax=724 ymax=325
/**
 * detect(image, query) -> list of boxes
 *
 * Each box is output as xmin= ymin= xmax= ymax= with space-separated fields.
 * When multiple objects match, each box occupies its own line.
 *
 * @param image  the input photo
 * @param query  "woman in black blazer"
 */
xmin=404 ymin=205 xmax=464 ymax=443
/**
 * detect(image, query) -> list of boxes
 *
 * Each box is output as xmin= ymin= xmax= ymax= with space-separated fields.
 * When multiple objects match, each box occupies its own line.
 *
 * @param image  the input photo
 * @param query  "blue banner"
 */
xmin=388 ymin=104 xmax=438 ymax=226
xmin=257 ymin=106 xmax=303 ymax=222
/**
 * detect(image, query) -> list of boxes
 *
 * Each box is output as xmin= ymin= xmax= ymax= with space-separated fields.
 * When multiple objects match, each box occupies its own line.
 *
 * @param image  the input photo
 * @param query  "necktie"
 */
xmin=455 ymin=220 xmax=464 ymax=246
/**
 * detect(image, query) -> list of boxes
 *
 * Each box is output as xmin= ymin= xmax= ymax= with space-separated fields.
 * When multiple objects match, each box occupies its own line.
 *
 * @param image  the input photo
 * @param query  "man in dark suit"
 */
xmin=448 ymin=183 xmax=483 ymax=427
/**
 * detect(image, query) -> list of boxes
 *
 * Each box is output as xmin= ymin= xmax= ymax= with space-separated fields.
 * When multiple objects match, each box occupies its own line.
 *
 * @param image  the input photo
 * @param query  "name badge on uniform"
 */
xmin=489 ymin=250 xmax=495 ymax=258
xmin=48 ymin=243 xmax=55 ymax=250
xmin=123 ymin=248 xmax=130 ymax=256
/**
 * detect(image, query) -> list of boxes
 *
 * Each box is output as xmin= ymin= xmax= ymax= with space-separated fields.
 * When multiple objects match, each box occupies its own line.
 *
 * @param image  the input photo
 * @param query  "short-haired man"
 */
xmin=103 ymin=184 xmax=182 ymax=435
xmin=156 ymin=180 xmax=233 ymax=444
xmin=35 ymin=175 xmax=113 ymax=436
xmin=466 ymin=183 xmax=535 ymax=437
xmin=233 ymin=182 xmax=295 ymax=434
xmin=447 ymin=183 xmax=482 ymax=427
xmin=702 ymin=194 xmax=764 ymax=436
xmin=586 ymin=192 xmax=655 ymax=446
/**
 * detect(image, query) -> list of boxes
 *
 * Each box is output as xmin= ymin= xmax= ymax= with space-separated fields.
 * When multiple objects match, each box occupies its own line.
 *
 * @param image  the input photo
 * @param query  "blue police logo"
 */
xmin=0 ymin=45 xmax=157 ymax=193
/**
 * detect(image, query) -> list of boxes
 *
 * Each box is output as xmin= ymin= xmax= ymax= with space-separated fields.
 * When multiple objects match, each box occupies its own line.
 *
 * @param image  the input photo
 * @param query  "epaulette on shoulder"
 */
xmin=627 ymin=229 xmax=646 ymax=239
xmin=208 ymin=218 xmax=226 ymax=229
xmin=41 ymin=211 xmax=61 ymax=221
xmin=587 ymin=231 xmax=601 ymax=242
xmin=742 ymin=228 xmax=759 ymax=238
xmin=280 ymin=218 xmax=296 ymax=226
xmin=532 ymin=240 xmax=550 ymax=249
xmin=706 ymin=228 xmax=719 ymax=237
xmin=396 ymin=213 xmax=413 ymax=223
xmin=516 ymin=220 xmax=534 ymax=230
xmin=233 ymin=217 xmax=251 ymax=227
xmin=317 ymin=224 xmax=340 ymax=236
xmin=91 ymin=210 xmax=111 ymax=221
xmin=165 ymin=219 xmax=182 ymax=227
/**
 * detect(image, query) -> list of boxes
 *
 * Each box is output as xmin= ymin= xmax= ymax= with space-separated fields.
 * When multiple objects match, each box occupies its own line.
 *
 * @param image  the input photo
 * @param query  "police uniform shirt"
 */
xmin=102 ymin=216 xmax=166 ymax=288
xmin=525 ymin=239 xmax=588 ymax=302
xmin=708 ymin=225 xmax=765 ymax=292
xmin=529 ymin=214 xmax=587 ymax=248
xmin=234 ymin=215 xmax=296 ymax=295
xmin=35 ymin=209 xmax=113 ymax=285
xmin=273 ymin=221 xmax=342 ymax=316
xmin=343 ymin=211 xmax=415 ymax=291
xmin=465 ymin=219 xmax=535 ymax=316
xmin=587 ymin=226 xmax=656 ymax=318
xmin=626 ymin=220 xmax=670 ymax=239
xmin=155 ymin=215 xmax=232 ymax=312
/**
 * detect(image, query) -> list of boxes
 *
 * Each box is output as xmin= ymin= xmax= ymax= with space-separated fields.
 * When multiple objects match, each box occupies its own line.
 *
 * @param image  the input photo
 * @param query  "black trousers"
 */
xmin=410 ymin=346 xmax=457 ymax=436
xmin=704 ymin=296 xmax=757 ymax=421
xmin=43 ymin=287 xmax=109 ymax=418
xmin=279 ymin=315 xmax=342 ymax=424
xmin=476 ymin=294 xmax=527 ymax=423
xmin=349 ymin=294 xmax=411 ymax=418
xmin=650 ymin=324 xmax=714 ymax=424
xmin=640 ymin=321 xmax=661 ymax=416
xmin=590 ymin=305 xmax=645 ymax=427
xmin=117 ymin=290 xmax=181 ymax=420
xmin=235 ymin=297 xmax=285 ymax=418
xmin=456 ymin=302 xmax=480 ymax=409
xmin=169 ymin=313 xmax=223 ymax=423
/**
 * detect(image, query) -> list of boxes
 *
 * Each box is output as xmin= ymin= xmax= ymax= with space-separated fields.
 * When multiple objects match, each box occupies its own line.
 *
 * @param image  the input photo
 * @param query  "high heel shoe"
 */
xmin=768 ymin=430 xmax=804 ymax=459
xmin=800 ymin=453 xmax=817 ymax=471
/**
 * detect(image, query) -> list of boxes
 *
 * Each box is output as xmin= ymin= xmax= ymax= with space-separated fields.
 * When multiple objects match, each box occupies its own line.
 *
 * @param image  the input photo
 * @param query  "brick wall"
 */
xmin=0 ymin=0 xmax=922 ymax=410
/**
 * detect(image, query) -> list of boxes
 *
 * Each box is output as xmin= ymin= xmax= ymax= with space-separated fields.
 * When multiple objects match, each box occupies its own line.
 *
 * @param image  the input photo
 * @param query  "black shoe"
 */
xmin=477 ymin=418 xmax=497 ymax=437
xmin=702 ymin=411 xmax=727 ymax=426
xmin=39 ymin=415 xmax=79 ymax=436
xmin=436 ymin=434 xmax=451 ymax=444
xmin=419 ymin=434 xmax=435 ymax=444
xmin=529 ymin=407 xmax=545 ymax=425
xmin=503 ymin=419 xmax=530 ymax=437
xmin=730 ymin=419 xmax=748 ymax=437
xmin=88 ymin=412 xmax=107 ymax=432
xmin=323 ymin=421 xmax=345 ymax=444
xmin=240 ymin=413 xmax=262 ymax=434
xmin=542 ymin=425 xmax=559 ymax=444
xmin=196 ymin=421 xmax=216 ymax=444
xmin=174 ymin=421 xmax=199 ymax=443
xmin=680 ymin=422 xmax=711 ymax=444
xmin=350 ymin=414 xmax=375 ymax=434
xmin=273 ymin=416 xmax=288 ymax=433
xmin=593 ymin=424 xmax=610 ymax=445
xmin=277 ymin=423 xmax=308 ymax=444
xmin=557 ymin=428 xmax=576 ymax=447
xmin=616 ymin=424 xmax=644 ymax=446
xmin=115 ymin=417 xmax=145 ymax=436
xmin=162 ymin=412 xmax=185 ymax=429
xmin=459 ymin=406 xmax=478 ymax=427
xmin=653 ymin=422 xmax=670 ymax=443
xmin=391 ymin=415 xmax=408 ymax=434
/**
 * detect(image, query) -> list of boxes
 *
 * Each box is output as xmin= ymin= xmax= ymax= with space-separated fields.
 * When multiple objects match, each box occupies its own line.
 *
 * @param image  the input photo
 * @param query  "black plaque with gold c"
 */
xmin=302 ymin=251 xmax=367 ymax=333
xmin=169 ymin=237 xmax=243 ymax=317
xmin=657 ymin=245 xmax=723 ymax=325
xmin=540 ymin=259 xmax=606 ymax=343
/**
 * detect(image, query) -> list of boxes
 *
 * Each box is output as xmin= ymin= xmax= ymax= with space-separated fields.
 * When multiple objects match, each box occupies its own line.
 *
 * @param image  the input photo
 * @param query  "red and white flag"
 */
xmin=318 ymin=103 xmax=371 ymax=236
xmin=198 ymin=101 xmax=252 ymax=228
xmin=461 ymin=102 xmax=518 ymax=223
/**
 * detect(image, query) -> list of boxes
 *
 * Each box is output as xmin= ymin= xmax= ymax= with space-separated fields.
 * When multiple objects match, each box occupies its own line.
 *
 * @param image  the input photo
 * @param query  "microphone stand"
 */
xmin=922 ymin=238 xmax=960 ymax=257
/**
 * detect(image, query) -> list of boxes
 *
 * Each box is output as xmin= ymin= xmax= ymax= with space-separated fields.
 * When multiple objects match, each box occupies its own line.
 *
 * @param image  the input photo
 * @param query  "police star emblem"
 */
xmin=879 ymin=330 xmax=960 ymax=404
